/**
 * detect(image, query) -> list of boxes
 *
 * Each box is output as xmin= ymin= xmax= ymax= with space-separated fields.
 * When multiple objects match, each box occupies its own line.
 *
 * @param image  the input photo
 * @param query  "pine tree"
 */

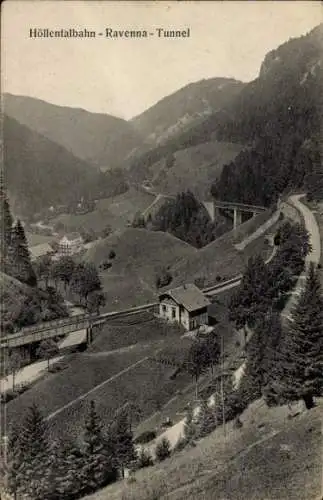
xmin=6 ymin=424 xmax=24 ymax=499
xmin=183 ymin=340 xmax=209 ymax=399
xmin=13 ymin=404 xmax=51 ymax=499
xmin=7 ymin=220 xmax=37 ymax=286
xmin=137 ymin=447 xmax=154 ymax=469
xmin=229 ymin=255 xmax=270 ymax=332
xmin=204 ymin=329 xmax=220 ymax=377
xmin=0 ymin=175 xmax=13 ymax=262
xmin=183 ymin=404 xmax=196 ymax=444
xmin=195 ymin=397 xmax=216 ymax=439
xmin=239 ymin=314 xmax=282 ymax=407
xmin=82 ymin=400 xmax=117 ymax=491
xmin=112 ymin=407 xmax=136 ymax=478
xmin=155 ymin=437 xmax=171 ymax=462
xmin=60 ymin=441 xmax=87 ymax=499
xmin=266 ymin=263 xmax=323 ymax=409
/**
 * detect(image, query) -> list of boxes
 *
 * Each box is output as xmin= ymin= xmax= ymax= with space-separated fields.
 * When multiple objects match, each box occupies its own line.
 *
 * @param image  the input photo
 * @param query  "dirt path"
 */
xmin=0 ymin=356 xmax=64 ymax=393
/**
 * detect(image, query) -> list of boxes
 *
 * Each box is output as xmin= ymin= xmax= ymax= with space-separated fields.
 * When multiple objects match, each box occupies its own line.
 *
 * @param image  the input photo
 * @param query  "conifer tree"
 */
xmin=0 ymin=176 xmax=13 ymax=261
xmin=137 ymin=447 xmax=154 ymax=469
xmin=183 ymin=340 xmax=209 ymax=399
xmin=155 ymin=437 xmax=171 ymax=462
xmin=241 ymin=313 xmax=282 ymax=402
xmin=112 ymin=407 xmax=136 ymax=478
xmin=183 ymin=404 xmax=196 ymax=444
xmin=12 ymin=404 xmax=50 ymax=499
xmin=7 ymin=220 xmax=37 ymax=286
xmin=195 ymin=397 xmax=216 ymax=438
xmin=229 ymin=255 xmax=270 ymax=331
xmin=61 ymin=441 xmax=87 ymax=498
xmin=82 ymin=400 xmax=117 ymax=491
xmin=266 ymin=263 xmax=323 ymax=409
xmin=6 ymin=424 xmax=24 ymax=499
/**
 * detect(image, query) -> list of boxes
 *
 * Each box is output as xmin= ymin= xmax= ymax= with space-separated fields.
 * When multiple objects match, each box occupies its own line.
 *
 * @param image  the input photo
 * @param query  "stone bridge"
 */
xmin=140 ymin=186 xmax=266 ymax=230
xmin=202 ymin=200 xmax=266 ymax=228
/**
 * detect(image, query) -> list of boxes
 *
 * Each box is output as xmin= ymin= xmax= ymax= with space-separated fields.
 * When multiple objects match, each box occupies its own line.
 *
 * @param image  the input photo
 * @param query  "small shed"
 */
xmin=159 ymin=283 xmax=210 ymax=331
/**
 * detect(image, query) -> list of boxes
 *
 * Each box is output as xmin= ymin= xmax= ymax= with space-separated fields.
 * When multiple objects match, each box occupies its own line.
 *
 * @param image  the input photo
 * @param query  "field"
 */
xmin=50 ymin=187 xmax=155 ymax=234
xmin=87 ymin=398 xmax=323 ymax=500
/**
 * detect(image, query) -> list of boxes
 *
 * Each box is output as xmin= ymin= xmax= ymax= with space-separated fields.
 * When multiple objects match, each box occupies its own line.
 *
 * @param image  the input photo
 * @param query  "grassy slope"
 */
xmin=7 ymin=317 xmax=191 ymax=443
xmin=87 ymin=399 xmax=323 ymax=500
xmin=50 ymin=188 xmax=155 ymax=234
xmin=171 ymin=210 xmax=275 ymax=286
xmin=85 ymin=228 xmax=197 ymax=310
xmin=26 ymin=232 xmax=54 ymax=247
xmin=151 ymin=140 xmax=243 ymax=199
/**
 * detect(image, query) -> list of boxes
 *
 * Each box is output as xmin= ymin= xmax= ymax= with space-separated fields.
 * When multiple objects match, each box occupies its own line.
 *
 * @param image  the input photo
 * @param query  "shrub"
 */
xmin=1 ymin=389 xmax=19 ymax=404
xmin=155 ymin=437 xmax=171 ymax=462
xmin=100 ymin=261 xmax=112 ymax=270
xmin=156 ymin=269 xmax=172 ymax=289
xmin=134 ymin=430 xmax=157 ymax=445
xmin=194 ymin=277 xmax=206 ymax=288
xmin=109 ymin=250 xmax=116 ymax=259
xmin=173 ymin=436 xmax=188 ymax=453
xmin=136 ymin=448 xmax=154 ymax=469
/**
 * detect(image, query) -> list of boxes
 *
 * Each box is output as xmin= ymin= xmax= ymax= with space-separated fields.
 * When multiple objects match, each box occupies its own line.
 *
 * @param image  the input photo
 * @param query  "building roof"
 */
xmin=59 ymin=232 xmax=82 ymax=243
xmin=159 ymin=283 xmax=210 ymax=312
xmin=30 ymin=243 xmax=53 ymax=260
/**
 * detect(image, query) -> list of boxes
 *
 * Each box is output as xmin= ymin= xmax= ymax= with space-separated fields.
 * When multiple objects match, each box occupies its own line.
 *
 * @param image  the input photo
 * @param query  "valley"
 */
xmin=1 ymin=13 xmax=323 ymax=500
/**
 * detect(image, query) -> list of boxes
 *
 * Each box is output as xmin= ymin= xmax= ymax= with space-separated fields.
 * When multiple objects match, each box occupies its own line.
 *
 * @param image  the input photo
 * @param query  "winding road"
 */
xmin=289 ymin=194 xmax=321 ymax=264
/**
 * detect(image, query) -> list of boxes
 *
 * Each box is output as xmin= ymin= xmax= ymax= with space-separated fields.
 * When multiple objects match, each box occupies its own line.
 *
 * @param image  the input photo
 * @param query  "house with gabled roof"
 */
xmin=159 ymin=283 xmax=210 ymax=331
xmin=57 ymin=232 xmax=83 ymax=257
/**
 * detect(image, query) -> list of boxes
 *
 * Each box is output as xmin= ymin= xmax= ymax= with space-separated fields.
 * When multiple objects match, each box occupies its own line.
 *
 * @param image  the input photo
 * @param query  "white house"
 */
xmin=159 ymin=283 xmax=210 ymax=331
xmin=57 ymin=232 xmax=83 ymax=257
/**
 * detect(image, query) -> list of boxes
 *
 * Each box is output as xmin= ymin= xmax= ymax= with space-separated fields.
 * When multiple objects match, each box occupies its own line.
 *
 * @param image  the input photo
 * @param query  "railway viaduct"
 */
xmin=141 ymin=190 xmax=266 ymax=230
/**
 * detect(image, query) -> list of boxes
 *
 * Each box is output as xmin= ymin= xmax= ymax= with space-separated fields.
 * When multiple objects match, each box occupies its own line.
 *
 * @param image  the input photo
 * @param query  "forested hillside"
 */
xmin=211 ymin=24 xmax=323 ymax=205
xmin=4 ymin=93 xmax=142 ymax=170
xmin=151 ymin=191 xmax=228 ymax=248
xmin=131 ymin=78 xmax=244 ymax=146
xmin=4 ymin=115 xmax=128 ymax=216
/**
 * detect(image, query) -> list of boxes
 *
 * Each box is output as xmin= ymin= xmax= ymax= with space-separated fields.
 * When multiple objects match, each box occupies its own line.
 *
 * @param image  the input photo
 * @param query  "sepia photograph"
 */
xmin=0 ymin=1 xmax=322 ymax=498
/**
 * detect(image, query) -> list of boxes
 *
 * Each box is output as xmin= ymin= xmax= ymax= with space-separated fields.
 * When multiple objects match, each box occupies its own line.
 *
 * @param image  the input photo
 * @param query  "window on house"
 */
xmin=172 ymin=308 xmax=176 ymax=319
xmin=162 ymin=304 xmax=166 ymax=313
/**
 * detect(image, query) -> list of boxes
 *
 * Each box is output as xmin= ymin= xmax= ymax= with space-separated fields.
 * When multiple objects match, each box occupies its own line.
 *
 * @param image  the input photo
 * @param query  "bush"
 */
xmin=109 ymin=250 xmax=116 ymax=259
xmin=100 ymin=261 xmax=112 ymax=270
xmin=136 ymin=448 xmax=154 ymax=469
xmin=173 ymin=436 xmax=188 ymax=453
xmin=156 ymin=269 xmax=172 ymax=289
xmin=194 ymin=277 xmax=206 ymax=288
xmin=155 ymin=437 xmax=171 ymax=462
xmin=134 ymin=430 xmax=157 ymax=445
xmin=1 ymin=389 xmax=19 ymax=404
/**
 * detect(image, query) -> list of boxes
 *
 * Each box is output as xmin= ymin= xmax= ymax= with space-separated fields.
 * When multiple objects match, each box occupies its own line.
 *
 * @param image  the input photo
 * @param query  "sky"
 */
xmin=2 ymin=1 xmax=322 ymax=119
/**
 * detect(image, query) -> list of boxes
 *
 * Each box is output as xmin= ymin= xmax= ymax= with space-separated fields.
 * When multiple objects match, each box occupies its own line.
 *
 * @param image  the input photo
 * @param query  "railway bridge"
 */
xmin=0 ymin=275 xmax=246 ymax=353
xmin=140 ymin=186 xmax=266 ymax=230
xmin=202 ymin=200 xmax=267 ymax=228
xmin=0 ymin=303 xmax=159 ymax=352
